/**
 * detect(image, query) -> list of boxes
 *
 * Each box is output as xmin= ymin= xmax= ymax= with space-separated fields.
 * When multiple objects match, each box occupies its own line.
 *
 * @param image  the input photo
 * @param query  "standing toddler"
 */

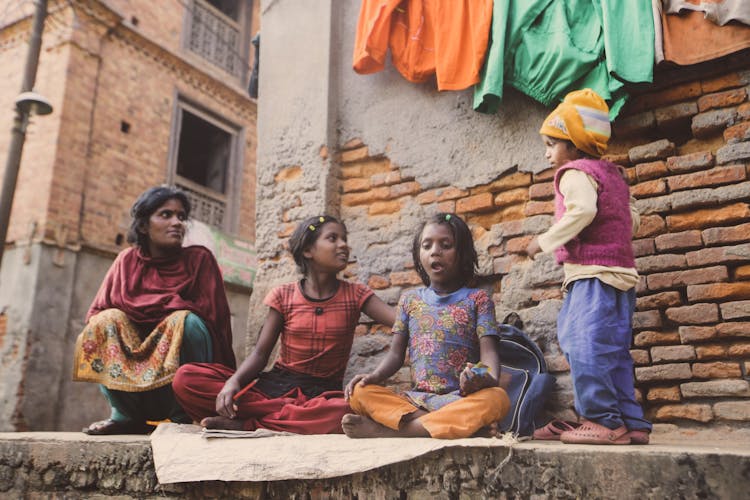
xmin=527 ymin=89 xmax=652 ymax=445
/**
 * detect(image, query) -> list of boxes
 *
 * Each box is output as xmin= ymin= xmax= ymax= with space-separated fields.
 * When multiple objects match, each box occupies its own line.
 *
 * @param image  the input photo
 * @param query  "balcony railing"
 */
xmin=176 ymin=179 xmax=226 ymax=229
xmin=187 ymin=0 xmax=242 ymax=77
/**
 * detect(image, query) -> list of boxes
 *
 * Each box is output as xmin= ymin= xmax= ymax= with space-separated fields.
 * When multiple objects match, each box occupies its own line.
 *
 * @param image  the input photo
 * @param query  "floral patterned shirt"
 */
xmin=394 ymin=286 xmax=499 ymax=411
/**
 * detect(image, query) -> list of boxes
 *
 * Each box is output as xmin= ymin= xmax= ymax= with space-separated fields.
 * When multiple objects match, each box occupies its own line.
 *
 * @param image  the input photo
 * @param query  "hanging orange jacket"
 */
xmin=353 ymin=0 xmax=493 ymax=91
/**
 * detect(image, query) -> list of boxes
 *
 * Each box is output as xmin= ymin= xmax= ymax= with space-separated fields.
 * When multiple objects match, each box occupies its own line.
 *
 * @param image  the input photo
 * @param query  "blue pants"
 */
xmin=100 ymin=313 xmax=213 ymax=424
xmin=558 ymin=279 xmax=651 ymax=431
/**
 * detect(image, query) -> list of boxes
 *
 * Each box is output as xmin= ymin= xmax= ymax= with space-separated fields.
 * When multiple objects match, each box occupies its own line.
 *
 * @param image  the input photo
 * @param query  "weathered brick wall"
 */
xmin=609 ymin=66 xmax=750 ymax=425
xmin=329 ymin=64 xmax=750 ymax=426
xmin=1 ymin=0 xmax=257 ymax=250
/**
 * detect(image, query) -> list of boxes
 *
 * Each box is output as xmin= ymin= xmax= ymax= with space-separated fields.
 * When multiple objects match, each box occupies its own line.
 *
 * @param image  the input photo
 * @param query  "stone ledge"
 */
xmin=1 ymin=431 xmax=749 ymax=499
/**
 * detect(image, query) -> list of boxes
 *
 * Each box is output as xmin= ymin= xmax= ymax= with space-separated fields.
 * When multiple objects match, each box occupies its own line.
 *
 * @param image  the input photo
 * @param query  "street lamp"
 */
xmin=0 ymin=90 xmax=54 ymax=269
xmin=15 ymin=91 xmax=53 ymax=117
xmin=0 ymin=0 xmax=50 ymax=272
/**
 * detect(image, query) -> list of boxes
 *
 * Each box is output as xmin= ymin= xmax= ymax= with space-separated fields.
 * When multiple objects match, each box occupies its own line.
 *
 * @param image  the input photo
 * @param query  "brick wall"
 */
xmin=0 ymin=0 xmax=257 ymax=252
xmin=610 ymin=67 xmax=750 ymax=425
xmin=327 ymin=64 xmax=750 ymax=426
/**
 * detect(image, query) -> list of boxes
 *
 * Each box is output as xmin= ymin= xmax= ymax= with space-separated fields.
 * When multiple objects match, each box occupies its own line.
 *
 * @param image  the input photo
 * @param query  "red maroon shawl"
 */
xmin=87 ymin=245 xmax=236 ymax=368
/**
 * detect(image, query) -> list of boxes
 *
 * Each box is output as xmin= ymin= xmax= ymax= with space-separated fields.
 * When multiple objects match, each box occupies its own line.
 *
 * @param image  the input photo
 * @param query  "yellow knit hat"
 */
xmin=539 ymin=89 xmax=611 ymax=157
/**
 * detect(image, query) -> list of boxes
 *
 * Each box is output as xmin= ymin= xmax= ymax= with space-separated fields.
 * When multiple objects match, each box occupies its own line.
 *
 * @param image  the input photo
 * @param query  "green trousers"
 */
xmin=99 ymin=313 xmax=213 ymax=424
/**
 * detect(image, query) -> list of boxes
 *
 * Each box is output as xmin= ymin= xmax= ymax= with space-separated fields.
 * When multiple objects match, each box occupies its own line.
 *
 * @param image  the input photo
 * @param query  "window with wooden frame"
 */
xmin=184 ymin=0 xmax=253 ymax=82
xmin=167 ymin=98 xmax=243 ymax=232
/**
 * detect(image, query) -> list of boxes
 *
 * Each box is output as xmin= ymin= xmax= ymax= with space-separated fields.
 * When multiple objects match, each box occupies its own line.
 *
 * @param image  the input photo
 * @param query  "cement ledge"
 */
xmin=0 ymin=431 xmax=749 ymax=499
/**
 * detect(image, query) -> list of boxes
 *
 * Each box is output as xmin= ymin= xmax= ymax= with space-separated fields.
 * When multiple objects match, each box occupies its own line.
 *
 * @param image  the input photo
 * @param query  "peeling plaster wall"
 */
xmin=335 ymin=2 xmax=550 ymax=189
xmin=250 ymin=0 xmax=549 ymax=348
xmin=248 ymin=0 xmax=337 ymax=352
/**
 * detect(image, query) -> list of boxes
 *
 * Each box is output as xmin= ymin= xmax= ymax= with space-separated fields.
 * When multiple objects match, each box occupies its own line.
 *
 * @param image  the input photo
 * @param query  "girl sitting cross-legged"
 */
xmin=342 ymin=213 xmax=510 ymax=439
xmin=172 ymin=215 xmax=394 ymax=434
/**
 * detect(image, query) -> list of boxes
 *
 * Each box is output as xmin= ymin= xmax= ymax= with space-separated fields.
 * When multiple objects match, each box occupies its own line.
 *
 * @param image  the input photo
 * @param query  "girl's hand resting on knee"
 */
xmin=344 ymin=373 xmax=381 ymax=401
xmin=459 ymin=362 xmax=498 ymax=396
xmin=216 ymin=378 xmax=241 ymax=418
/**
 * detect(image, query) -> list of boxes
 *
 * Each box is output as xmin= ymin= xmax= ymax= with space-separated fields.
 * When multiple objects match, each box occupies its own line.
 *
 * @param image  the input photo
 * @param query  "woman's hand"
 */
xmin=344 ymin=373 xmax=381 ymax=401
xmin=459 ymin=363 xmax=498 ymax=396
xmin=215 ymin=378 xmax=242 ymax=418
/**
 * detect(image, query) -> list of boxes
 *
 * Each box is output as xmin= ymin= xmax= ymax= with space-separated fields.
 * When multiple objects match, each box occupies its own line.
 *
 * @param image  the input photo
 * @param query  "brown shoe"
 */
xmin=560 ymin=420 xmax=630 ymax=445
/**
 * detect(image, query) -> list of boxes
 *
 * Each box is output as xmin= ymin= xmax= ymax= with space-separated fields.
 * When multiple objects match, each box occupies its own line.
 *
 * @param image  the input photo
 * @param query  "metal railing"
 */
xmin=187 ymin=0 xmax=241 ymax=77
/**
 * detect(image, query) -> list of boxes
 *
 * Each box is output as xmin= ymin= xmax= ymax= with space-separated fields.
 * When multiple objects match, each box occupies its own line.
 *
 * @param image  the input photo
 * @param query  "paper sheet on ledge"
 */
xmin=150 ymin=423 xmax=515 ymax=483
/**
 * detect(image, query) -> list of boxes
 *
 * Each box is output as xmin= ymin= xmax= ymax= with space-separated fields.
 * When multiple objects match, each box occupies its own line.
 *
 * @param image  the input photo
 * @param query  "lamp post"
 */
xmin=0 ymin=0 xmax=51 ymax=269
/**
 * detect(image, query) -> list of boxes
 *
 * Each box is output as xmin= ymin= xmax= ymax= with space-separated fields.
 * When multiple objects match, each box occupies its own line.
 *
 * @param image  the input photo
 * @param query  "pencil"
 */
xmin=232 ymin=378 xmax=259 ymax=401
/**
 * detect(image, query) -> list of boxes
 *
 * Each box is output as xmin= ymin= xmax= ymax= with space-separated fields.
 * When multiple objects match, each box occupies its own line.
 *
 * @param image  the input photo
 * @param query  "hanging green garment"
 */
xmin=473 ymin=0 xmax=654 ymax=118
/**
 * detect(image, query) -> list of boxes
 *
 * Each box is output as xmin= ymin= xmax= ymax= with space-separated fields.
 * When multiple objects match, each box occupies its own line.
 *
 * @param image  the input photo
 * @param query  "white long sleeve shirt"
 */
xmin=537 ymin=169 xmax=640 ymax=291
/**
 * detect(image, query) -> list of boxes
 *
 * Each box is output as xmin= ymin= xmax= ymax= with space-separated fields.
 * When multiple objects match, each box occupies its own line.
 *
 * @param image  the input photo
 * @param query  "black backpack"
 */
xmin=496 ymin=324 xmax=555 ymax=436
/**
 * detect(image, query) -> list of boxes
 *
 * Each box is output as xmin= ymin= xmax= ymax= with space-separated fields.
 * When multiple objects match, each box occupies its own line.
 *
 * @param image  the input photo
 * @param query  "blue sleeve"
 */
xmin=472 ymin=289 xmax=499 ymax=338
xmin=392 ymin=292 xmax=411 ymax=338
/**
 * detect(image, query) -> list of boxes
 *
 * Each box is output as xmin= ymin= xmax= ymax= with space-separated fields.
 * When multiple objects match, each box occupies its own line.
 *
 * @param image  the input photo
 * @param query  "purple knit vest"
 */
xmin=553 ymin=159 xmax=636 ymax=267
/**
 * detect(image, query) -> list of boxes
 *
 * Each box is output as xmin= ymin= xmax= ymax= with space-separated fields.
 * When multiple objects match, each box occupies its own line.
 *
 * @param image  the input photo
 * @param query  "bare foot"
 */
xmin=201 ymin=415 xmax=245 ymax=430
xmin=342 ymin=414 xmax=400 ymax=438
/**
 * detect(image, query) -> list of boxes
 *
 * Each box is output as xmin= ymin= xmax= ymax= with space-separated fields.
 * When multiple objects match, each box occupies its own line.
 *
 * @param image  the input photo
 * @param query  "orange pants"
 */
xmin=349 ymin=384 xmax=510 ymax=439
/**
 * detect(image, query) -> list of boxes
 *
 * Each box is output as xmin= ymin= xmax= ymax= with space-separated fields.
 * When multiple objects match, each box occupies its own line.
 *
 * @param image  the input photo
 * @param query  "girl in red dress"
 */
xmin=173 ymin=215 xmax=394 ymax=434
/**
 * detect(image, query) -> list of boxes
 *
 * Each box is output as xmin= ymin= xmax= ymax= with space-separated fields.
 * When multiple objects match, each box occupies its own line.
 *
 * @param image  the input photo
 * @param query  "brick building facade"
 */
xmin=0 ymin=0 xmax=258 ymax=431
xmin=254 ymin=2 xmax=749 ymax=430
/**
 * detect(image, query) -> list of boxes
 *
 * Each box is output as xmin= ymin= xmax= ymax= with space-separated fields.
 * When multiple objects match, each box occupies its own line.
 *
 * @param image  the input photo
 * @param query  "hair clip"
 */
xmin=445 ymin=214 xmax=452 ymax=221
xmin=308 ymin=216 xmax=327 ymax=232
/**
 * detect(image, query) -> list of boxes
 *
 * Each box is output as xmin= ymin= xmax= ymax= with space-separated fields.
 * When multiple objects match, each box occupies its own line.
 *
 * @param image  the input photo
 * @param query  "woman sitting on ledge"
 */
xmin=73 ymin=186 xmax=235 ymax=435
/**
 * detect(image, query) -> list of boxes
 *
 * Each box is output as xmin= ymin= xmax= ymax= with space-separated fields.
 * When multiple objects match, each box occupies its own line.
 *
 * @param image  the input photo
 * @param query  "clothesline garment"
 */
xmin=664 ymin=0 xmax=750 ymax=26
xmin=353 ymin=0 xmax=493 ymax=91
xmin=655 ymin=0 xmax=750 ymax=65
xmin=473 ymin=0 xmax=655 ymax=118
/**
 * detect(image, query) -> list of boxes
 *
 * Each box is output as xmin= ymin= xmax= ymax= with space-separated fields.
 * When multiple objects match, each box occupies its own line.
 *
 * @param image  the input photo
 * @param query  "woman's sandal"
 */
xmin=560 ymin=419 xmax=630 ymax=445
xmin=82 ymin=419 xmax=153 ymax=435
xmin=532 ymin=419 xmax=581 ymax=440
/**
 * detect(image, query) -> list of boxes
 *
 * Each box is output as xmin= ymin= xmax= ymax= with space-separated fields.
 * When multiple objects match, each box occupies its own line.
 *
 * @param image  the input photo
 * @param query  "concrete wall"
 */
xmin=0 ymin=246 xmax=42 ymax=432
xmin=246 ymin=0 xmax=339 ymax=355
xmin=1 ymin=431 xmax=749 ymax=498
xmin=0 ymin=244 xmax=77 ymax=432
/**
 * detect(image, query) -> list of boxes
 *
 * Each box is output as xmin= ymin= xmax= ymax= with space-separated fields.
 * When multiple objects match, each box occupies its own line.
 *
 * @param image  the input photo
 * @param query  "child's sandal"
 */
xmin=559 ymin=419 xmax=630 ymax=445
xmin=532 ymin=419 xmax=581 ymax=441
